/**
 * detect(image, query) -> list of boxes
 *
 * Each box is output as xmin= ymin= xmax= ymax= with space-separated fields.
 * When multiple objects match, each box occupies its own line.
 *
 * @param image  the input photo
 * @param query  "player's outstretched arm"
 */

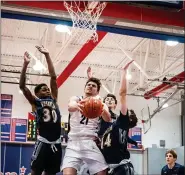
xmin=101 ymin=103 xmax=111 ymax=122
xmin=119 ymin=61 xmax=134 ymax=115
xmin=36 ymin=45 xmax=58 ymax=100
xmin=19 ymin=52 xmax=35 ymax=105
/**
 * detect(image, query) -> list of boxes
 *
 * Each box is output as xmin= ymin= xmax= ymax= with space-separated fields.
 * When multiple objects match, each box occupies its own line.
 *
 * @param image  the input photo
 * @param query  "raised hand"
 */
xmin=24 ymin=51 xmax=31 ymax=64
xmin=123 ymin=60 xmax=134 ymax=70
xmin=87 ymin=66 xmax=92 ymax=79
xmin=35 ymin=45 xmax=49 ymax=55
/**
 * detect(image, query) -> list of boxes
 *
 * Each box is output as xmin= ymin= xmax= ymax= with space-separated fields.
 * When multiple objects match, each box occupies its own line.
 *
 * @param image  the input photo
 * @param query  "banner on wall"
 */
xmin=128 ymin=127 xmax=142 ymax=149
xmin=11 ymin=118 xmax=27 ymax=142
xmin=1 ymin=94 xmax=13 ymax=117
xmin=1 ymin=143 xmax=63 ymax=175
xmin=1 ymin=117 xmax=11 ymax=141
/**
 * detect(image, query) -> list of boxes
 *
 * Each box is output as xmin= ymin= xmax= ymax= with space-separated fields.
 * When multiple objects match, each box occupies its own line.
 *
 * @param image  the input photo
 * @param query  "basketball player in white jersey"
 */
xmin=61 ymin=77 xmax=111 ymax=175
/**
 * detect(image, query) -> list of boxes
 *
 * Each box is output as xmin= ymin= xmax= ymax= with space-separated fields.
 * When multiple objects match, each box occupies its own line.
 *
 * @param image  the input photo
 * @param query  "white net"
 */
xmin=64 ymin=1 xmax=107 ymax=42
xmin=141 ymin=106 xmax=151 ymax=134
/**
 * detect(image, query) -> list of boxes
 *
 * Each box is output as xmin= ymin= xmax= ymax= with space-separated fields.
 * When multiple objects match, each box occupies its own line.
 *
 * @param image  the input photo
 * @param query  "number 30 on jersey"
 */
xmin=43 ymin=107 xmax=57 ymax=123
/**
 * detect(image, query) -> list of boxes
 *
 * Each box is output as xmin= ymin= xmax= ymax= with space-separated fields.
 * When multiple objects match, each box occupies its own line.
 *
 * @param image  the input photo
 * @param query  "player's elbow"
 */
xmin=68 ymin=101 xmax=78 ymax=112
xmin=19 ymin=84 xmax=25 ymax=91
xmin=68 ymin=105 xmax=75 ymax=112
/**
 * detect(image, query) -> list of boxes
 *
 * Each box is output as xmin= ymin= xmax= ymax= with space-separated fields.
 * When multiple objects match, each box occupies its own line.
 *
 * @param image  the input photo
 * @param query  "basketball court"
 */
xmin=1 ymin=1 xmax=184 ymax=174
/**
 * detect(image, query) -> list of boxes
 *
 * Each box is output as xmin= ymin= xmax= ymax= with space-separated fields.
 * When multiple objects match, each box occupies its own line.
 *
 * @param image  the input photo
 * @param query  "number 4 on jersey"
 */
xmin=101 ymin=133 xmax=111 ymax=149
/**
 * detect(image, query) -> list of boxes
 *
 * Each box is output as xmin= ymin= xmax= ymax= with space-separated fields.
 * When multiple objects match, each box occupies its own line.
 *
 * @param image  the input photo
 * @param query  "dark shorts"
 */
xmin=109 ymin=162 xmax=134 ymax=175
xmin=31 ymin=140 xmax=62 ymax=174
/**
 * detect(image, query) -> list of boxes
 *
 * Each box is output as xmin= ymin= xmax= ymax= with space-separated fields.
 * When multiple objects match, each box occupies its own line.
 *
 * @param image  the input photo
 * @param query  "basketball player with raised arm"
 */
xmin=19 ymin=46 xmax=62 ymax=175
xmin=61 ymin=77 xmax=111 ymax=175
xmin=87 ymin=62 xmax=138 ymax=175
xmin=87 ymin=67 xmax=142 ymax=150
xmin=101 ymin=61 xmax=138 ymax=175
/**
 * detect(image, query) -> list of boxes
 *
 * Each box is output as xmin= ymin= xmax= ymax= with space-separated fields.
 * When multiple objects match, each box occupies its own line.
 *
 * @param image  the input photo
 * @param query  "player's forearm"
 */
xmin=68 ymin=101 xmax=78 ymax=112
xmin=101 ymin=104 xmax=111 ymax=122
xmin=119 ymin=70 xmax=127 ymax=96
xmin=19 ymin=62 xmax=28 ymax=89
xmin=128 ymin=137 xmax=138 ymax=146
xmin=44 ymin=53 xmax=57 ymax=78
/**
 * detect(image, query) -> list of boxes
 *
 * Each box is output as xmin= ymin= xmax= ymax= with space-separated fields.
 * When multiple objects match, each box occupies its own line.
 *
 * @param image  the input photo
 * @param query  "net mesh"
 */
xmin=141 ymin=106 xmax=151 ymax=134
xmin=64 ymin=1 xmax=107 ymax=42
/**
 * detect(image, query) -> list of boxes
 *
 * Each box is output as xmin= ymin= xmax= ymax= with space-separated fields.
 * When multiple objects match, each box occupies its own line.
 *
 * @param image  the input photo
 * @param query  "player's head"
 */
xmin=84 ymin=77 xmax=101 ymax=97
xmin=165 ymin=149 xmax=177 ymax=165
xmin=128 ymin=109 xmax=138 ymax=128
xmin=34 ymin=83 xmax=51 ymax=98
xmin=103 ymin=93 xmax=117 ymax=110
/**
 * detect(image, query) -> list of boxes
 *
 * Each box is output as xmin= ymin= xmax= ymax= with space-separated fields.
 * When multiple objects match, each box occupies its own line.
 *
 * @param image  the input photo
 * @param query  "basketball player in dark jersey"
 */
xmin=19 ymin=46 xmax=62 ymax=175
xmin=87 ymin=61 xmax=138 ymax=175
xmin=98 ymin=100 xmax=142 ymax=149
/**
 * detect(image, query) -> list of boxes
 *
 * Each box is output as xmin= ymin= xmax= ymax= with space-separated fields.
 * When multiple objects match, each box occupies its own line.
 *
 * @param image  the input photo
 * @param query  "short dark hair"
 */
xmin=34 ymin=83 xmax=48 ymax=94
xmin=165 ymin=149 xmax=177 ymax=159
xmin=85 ymin=77 xmax=101 ymax=92
xmin=128 ymin=109 xmax=138 ymax=128
xmin=103 ymin=93 xmax=117 ymax=104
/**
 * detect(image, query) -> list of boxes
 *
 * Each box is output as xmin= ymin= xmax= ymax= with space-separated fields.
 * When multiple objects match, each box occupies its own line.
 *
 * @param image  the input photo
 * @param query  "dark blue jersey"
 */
xmin=98 ymin=110 xmax=117 ymax=138
xmin=161 ymin=163 xmax=185 ymax=175
xmin=32 ymin=97 xmax=61 ymax=142
xmin=100 ymin=110 xmax=130 ymax=164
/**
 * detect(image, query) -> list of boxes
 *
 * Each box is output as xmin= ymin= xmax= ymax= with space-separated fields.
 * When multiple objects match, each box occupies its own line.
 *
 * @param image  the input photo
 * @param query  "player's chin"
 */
xmin=86 ymin=91 xmax=93 ymax=96
xmin=107 ymin=104 xmax=113 ymax=108
xmin=43 ymin=94 xmax=51 ymax=98
xmin=86 ymin=89 xmax=92 ymax=93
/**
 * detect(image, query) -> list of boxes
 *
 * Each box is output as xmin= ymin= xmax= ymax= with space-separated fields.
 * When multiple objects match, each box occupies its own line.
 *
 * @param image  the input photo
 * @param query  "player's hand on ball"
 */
xmin=77 ymin=101 xmax=84 ymax=112
xmin=101 ymin=103 xmax=108 ymax=115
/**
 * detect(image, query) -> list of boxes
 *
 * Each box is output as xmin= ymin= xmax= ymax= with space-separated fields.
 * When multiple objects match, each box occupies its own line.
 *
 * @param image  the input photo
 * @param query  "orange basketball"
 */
xmin=81 ymin=97 xmax=103 ymax=119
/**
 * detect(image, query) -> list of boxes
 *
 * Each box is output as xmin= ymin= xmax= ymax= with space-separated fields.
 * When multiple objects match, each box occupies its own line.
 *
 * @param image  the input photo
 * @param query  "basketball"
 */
xmin=81 ymin=97 xmax=103 ymax=119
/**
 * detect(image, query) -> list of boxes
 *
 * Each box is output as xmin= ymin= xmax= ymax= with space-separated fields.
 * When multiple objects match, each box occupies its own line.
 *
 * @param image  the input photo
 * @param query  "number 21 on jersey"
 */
xmin=80 ymin=115 xmax=89 ymax=125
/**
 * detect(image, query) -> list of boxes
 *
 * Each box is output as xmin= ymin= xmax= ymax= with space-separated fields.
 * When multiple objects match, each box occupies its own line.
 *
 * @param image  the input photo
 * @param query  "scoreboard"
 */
xmin=27 ymin=112 xmax=37 ymax=141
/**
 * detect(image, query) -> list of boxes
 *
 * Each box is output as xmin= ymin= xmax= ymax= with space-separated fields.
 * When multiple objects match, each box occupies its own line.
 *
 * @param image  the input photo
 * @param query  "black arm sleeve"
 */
xmin=114 ymin=110 xmax=130 ymax=130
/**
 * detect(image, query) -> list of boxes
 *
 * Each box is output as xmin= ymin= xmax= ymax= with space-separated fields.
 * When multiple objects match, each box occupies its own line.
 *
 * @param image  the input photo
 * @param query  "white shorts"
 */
xmin=61 ymin=140 xmax=108 ymax=175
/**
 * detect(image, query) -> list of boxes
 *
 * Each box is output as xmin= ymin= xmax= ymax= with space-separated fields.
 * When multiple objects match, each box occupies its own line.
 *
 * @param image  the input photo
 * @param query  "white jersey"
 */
xmin=68 ymin=96 xmax=100 ymax=140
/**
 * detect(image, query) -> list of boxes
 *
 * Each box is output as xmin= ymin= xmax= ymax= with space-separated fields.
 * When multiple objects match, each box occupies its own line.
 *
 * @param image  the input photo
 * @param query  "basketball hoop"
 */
xmin=141 ymin=106 xmax=152 ymax=134
xmin=64 ymin=1 xmax=107 ymax=42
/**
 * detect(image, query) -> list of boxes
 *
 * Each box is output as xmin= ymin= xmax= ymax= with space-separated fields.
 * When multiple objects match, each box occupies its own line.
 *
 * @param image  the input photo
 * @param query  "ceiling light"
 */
xmin=55 ymin=25 xmax=71 ymax=35
xmin=19 ymin=90 xmax=23 ymax=94
xmin=126 ymin=73 xmax=132 ymax=80
xmin=162 ymin=103 xmax=168 ymax=108
xmin=165 ymin=40 xmax=179 ymax=46
xmin=33 ymin=60 xmax=46 ymax=71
